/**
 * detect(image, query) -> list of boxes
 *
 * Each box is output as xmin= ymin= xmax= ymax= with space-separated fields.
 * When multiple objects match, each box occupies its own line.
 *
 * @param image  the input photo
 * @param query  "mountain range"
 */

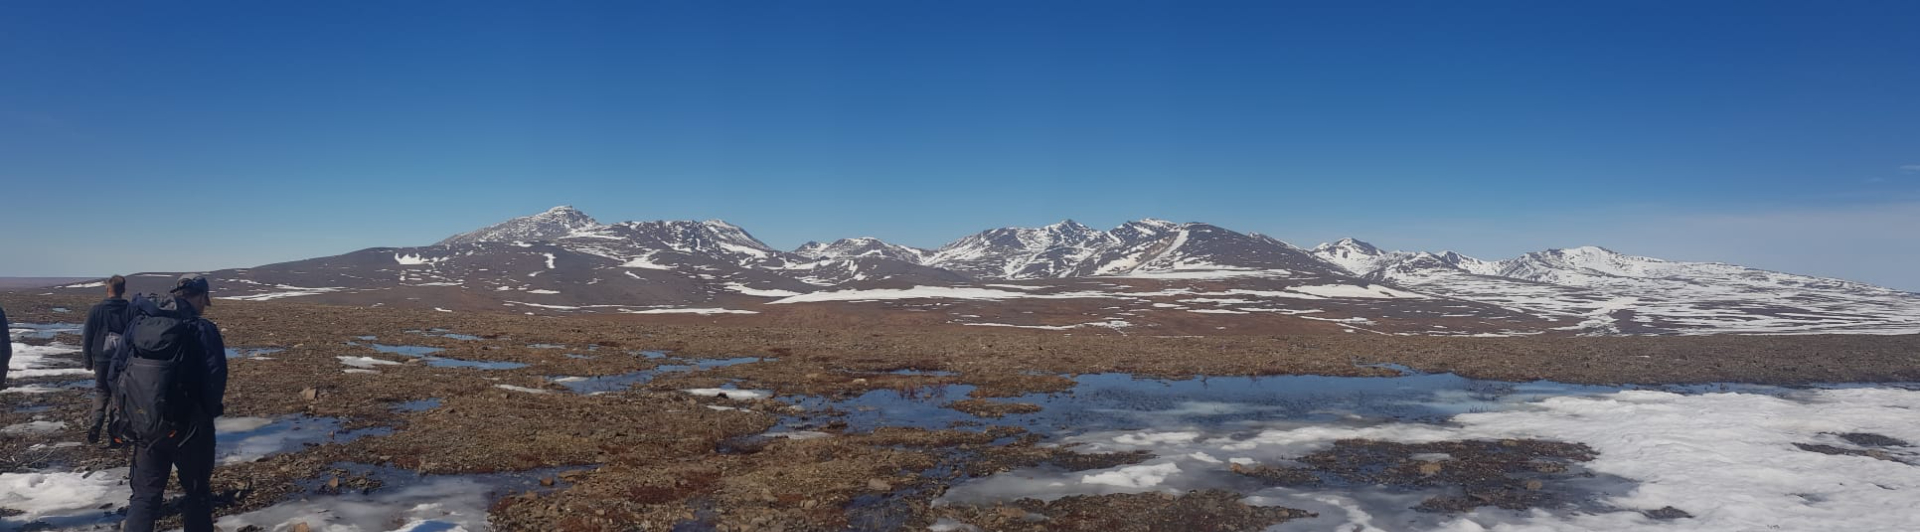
xmin=41 ymin=206 xmax=1920 ymax=336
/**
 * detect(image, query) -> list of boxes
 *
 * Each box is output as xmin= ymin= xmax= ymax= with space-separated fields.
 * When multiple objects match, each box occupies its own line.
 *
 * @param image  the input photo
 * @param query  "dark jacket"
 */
xmin=111 ymin=295 xmax=228 ymax=419
xmin=81 ymin=297 xmax=131 ymax=367
xmin=1 ymin=304 xmax=11 ymax=379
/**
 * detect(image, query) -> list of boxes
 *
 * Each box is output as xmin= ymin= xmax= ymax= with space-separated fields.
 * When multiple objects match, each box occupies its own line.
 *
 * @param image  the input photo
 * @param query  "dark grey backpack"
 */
xmin=109 ymin=302 xmax=197 ymax=444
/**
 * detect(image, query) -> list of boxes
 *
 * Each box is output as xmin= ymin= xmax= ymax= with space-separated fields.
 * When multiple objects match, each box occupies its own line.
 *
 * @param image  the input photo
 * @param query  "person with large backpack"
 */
xmin=82 ymin=275 xmax=133 ymax=444
xmin=109 ymin=274 xmax=228 ymax=532
xmin=1 ymin=302 xmax=11 ymax=390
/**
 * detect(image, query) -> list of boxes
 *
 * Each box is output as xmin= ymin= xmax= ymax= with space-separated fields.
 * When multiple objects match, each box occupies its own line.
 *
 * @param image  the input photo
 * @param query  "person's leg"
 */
xmin=86 ymin=361 xmax=111 ymax=442
xmin=122 ymin=439 xmax=175 ymax=532
xmin=174 ymin=418 xmax=218 ymax=532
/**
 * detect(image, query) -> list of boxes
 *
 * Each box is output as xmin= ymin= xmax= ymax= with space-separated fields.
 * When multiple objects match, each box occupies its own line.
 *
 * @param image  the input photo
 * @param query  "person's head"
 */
xmin=171 ymin=274 xmax=212 ymax=313
xmin=106 ymin=275 xmax=126 ymax=298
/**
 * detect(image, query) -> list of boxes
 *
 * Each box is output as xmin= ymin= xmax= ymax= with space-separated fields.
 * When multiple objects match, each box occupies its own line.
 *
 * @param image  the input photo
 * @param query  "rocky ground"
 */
xmin=4 ymin=293 xmax=1919 ymax=531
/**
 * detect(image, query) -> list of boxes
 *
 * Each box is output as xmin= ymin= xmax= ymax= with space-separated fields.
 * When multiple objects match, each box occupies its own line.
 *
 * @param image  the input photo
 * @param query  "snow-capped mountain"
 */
xmin=793 ymin=238 xmax=932 ymax=264
xmin=437 ymin=205 xmax=604 ymax=246
xmin=42 ymin=206 xmax=1918 ymax=336
xmin=926 ymin=220 xmax=1117 ymax=279
xmin=1310 ymin=239 xmax=1920 ymax=335
xmin=922 ymin=219 xmax=1343 ymax=280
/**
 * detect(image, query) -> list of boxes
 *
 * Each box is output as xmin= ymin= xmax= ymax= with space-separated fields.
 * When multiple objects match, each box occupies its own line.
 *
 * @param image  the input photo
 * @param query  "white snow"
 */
xmin=681 ymin=388 xmax=772 ymax=400
xmin=393 ymin=253 xmax=445 ymax=266
xmin=1111 ymin=268 xmax=1292 ymax=280
xmin=620 ymin=308 xmax=760 ymax=315
xmin=494 ymin=384 xmax=551 ymax=394
xmin=504 ymin=300 xmax=584 ymax=310
xmin=0 ymin=468 xmax=130 ymax=525
xmin=721 ymin=282 xmax=802 ymax=298
xmin=1081 ymin=462 xmax=1182 ymax=488
xmin=337 ymin=356 xmax=401 ymax=368
xmin=619 ymin=252 xmax=675 ymax=270
xmin=2 ymin=420 xmax=65 ymax=435
xmin=962 ymin=320 xmax=1133 ymax=331
xmin=213 ymin=471 xmax=500 ymax=532
xmin=525 ymin=289 xmax=560 ymax=295
xmin=6 ymin=342 xmax=92 ymax=378
xmin=943 ymin=387 xmax=1920 ymax=532
xmin=1282 ymin=284 xmax=1430 ymax=299
xmin=219 ymin=285 xmax=343 ymax=301
xmin=768 ymin=286 xmax=1114 ymax=304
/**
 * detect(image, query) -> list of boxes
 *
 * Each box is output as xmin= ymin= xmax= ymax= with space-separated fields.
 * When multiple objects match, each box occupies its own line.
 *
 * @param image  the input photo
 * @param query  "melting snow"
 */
xmin=219 ymin=285 xmax=343 ymax=301
xmin=0 ymin=468 xmax=130 ymax=527
xmin=620 ymin=308 xmax=760 ymax=315
xmin=619 ymin=253 xmax=674 ymax=270
xmin=6 ymin=342 xmax=91 ymax=378
xmin=722 ymin=282 xmax=802 ymax=298
xmin=682 ymin=388 xmax=772 ymax=400
xmin=942 ymin=386 xmax=1920 ymax=532
xmin=494 ymin=384 xmax=552 ymax=394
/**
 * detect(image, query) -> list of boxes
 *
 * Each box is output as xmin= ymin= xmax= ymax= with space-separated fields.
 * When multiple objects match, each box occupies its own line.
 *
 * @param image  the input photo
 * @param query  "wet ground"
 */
xmin=5 ymin=294 xmax=1920 ymax=531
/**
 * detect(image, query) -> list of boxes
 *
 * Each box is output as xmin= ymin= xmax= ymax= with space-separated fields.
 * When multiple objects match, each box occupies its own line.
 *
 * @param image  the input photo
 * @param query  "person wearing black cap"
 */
xmin=114 ymin=274 xmax=228 ymax=532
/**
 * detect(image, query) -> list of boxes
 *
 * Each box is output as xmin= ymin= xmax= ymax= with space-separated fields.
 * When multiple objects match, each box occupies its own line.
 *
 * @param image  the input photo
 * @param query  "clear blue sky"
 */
xmin=3 ymin=1 xmax=1918 ymax=290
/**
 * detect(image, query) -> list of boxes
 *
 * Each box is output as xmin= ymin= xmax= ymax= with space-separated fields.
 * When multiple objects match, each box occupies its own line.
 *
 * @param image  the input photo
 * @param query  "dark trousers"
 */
xmin=89 ymin=361 xmax=112 ymax=431
xmin=124 ymin=417 xmax=216 ymax=532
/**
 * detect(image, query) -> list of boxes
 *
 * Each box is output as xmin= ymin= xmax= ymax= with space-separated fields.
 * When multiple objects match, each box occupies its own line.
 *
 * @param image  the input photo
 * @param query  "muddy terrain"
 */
xmin=4 ymin=293 xmax=1919 ymax=531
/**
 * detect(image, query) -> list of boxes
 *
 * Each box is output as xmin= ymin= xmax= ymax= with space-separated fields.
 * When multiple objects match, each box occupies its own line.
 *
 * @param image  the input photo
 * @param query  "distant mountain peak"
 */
xmin=1315 ymin=237 xmax=1382 ymax=255
xmin=794 ymin=236 xmax=929 ymax=263
xmin=437 ymin=206 xmax=604 ymax=246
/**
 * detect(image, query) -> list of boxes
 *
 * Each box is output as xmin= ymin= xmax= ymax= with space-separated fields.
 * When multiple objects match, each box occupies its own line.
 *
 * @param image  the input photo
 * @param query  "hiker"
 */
xmin=1 ymin=302 xmax=10 ymax=390
xmin=112 ymin=274 xmax=228 ymax=532
xmin=81 ymin=275 xmax=132 ymax=444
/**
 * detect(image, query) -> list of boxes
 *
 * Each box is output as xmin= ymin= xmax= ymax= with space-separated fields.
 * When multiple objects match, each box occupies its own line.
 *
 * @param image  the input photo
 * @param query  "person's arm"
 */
xmin=81 ymin=305 xmax=101 ymax=367
xmin=196 ymin=321 xmax=229 ymax=418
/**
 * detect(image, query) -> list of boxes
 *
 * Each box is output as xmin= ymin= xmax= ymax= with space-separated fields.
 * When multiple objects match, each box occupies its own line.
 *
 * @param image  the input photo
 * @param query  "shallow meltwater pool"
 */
xmin=345 ymin=341 xmax=530 ymax=370
xmin=769 ymin=372 xmax=1920 ymax=532
xmin=216 ymin=415 xmax=394 ymax=465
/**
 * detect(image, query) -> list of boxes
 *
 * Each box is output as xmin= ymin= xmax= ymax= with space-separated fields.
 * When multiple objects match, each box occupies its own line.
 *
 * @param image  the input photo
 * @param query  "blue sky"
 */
xmin=3 ymin=1 xmax=1918 ymax=290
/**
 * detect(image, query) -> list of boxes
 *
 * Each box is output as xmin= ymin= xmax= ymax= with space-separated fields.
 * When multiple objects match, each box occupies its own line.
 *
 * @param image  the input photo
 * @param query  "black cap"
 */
xmin=172 ymin=274 xmax=211 ymax=296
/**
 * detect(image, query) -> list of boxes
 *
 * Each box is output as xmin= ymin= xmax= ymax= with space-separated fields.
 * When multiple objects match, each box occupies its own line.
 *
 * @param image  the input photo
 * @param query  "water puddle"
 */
xmin=676 ymin=356 xmax=767 ymax=370
xmin=225 ymin=347 xmax=285 ymax=359
xmin=349 ymin=342 xmax=527 ymax=370
xmin=548 ymin=356 xmax=773 ymax=395
xmin=360 ymin=343 xmax=443 ymax=357
xmin=216 ymin=416 xmax=394 ymax=465
xmin=777 ymin=372 xmax=1619 ymax=437
xmin=393 ymin=398 xmax=443 ymax=413
xmin=888 ymin=369 xmax=959 ymax=377
xmin=411 ymin=328 xmax=483 ymax=341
